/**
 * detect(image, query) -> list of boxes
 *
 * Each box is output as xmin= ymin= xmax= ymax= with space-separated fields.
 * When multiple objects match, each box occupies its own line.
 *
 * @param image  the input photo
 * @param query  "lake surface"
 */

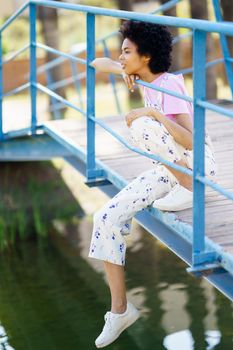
xmin=0 ymin=216 xmax=232 ymax=350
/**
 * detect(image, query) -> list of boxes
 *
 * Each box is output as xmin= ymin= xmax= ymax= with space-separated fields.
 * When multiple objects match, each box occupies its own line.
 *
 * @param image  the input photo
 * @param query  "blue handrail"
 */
xmin=213 ymin=0 xmax=233 ymax=96
xmin=30 ymin=1 xmax=233 ymax=34
xmin=36 ymin=43 xmax=86 ymax=65
xmin=0 ymin=2 xmax=29 ymax=34
xmin=34 ymin=0 xmax=184 ymax=116
xmin=2 ymin=82 xmax=30 ymax=98
xmin=29 ymin=3 xmax=37 ymax=133
xmin=0 ymin=0 xmax=233 ymax=273
xmin=2 ymin=44 xmax=30 ymax=65
xmin=36 ymin=82 xmax=86 ymax=116
xmin=0 ymin=33 xmax=2 ymax=140
xmin=102 ymin=39 xmax=122 ymax=115
xmin=32 ymin=0 xmax=232 ymax=116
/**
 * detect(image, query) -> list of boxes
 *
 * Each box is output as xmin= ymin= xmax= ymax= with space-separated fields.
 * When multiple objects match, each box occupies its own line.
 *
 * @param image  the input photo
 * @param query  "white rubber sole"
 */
xmin=153 ymin=201 xmax=193 ymax=211
xmin=95 ymin=309 xmax=140 ymax=348
xmin=153 ymin=203 xmax=193 ymax=211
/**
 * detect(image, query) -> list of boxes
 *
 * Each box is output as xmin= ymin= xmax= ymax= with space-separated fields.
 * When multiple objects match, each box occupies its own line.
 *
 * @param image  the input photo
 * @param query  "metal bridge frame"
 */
xmin=31 ymin=0 xmax=233 ymax=118
xmin=0 ymin=0 xmax=233 ymax=300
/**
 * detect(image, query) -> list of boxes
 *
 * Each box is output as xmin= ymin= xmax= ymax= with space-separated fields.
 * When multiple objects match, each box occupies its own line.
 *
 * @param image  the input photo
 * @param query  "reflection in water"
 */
xmin=201 ymin=280 xmax=218 ymax=331
xmin=0 ymin=214 xmax=232 ymax=349
xmin=163 ymin=329 xmax=194 ymax=349
xmin=205 ymin=330 xmax=221 ymax=349
xmin=163 ymin=329 xmax=222 ymax=350
xmin=0 ymin=324 xmax=14 ymax=350
xmin=159 ymin=284 xmax=191 ymax=333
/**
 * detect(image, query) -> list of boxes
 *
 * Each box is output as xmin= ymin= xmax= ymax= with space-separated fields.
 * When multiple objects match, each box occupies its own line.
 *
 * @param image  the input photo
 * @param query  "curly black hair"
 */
xmin=119 ymin=20 xmax=173 ymax=73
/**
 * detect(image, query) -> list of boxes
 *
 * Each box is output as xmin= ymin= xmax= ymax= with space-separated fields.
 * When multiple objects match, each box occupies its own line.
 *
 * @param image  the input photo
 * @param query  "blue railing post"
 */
xmin=189 ymin=29 xmax=219 ymax=273
xmin=187 ymin=29 xmax=219 ymax=275
xmin=86 ymin=13 xmax=96 ymax=180
xmin=102 ymin=39 xmax=122 ymax=115
xmin=70 ymin=60 xmax=84 ymax=111
xmin=29 ymin=3 xmax=37 ymax=134
xmin=85 ymin=13 xmax=108 ymax=186
xmin=212 ymin=0 xmax=233 ymax=98
xmin=46 ymin=69 xmax=62 ymax=120
xmin=0 ymin=34 xmax=3 ymax=140
xmin=193 ymin=29 xmax=206 ymax=265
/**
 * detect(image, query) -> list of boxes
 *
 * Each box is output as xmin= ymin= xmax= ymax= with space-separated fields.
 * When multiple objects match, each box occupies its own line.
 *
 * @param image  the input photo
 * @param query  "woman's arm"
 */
xmin=90 ymin=57 xmax=123 ymax=75
xmin=154 ymin=112 xmax=193 ymax=150
xmin=90 ymin=57 xmax=136 ymax=91
xmin=125 ymin=107 xmax=193 ymax=150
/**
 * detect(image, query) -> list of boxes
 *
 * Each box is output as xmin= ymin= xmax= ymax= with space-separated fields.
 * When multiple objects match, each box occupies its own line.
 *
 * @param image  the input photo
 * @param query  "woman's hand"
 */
xmin=91 ymin=58 xmax=139 ymax=91
xmin=125 ymin=107 xmax=155 ymax=127
xmin=122 ymin=73 xmax=139 ymax=92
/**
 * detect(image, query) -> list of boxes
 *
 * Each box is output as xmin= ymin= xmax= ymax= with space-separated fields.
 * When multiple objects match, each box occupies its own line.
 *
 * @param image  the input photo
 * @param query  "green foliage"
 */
xmin=1 ymin=3 xmax=119 ymax=58
xmin=77 ymin=0 xmax=116 ymax=7
xmin=16 ymin=209 xmax=28 ymax=240
xmin=0 ymin=217 xmax=7 ymax=250
xmin=0 ymin=162 xmax=84 ymax=251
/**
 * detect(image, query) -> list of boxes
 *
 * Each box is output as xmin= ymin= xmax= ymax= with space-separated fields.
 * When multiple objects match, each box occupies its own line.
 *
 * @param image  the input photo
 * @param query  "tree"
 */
xmin=160 ymin=0 xmax=181 ymax=72
xmin=38 ymin=1 xmax=67 ymax=117
xmin=220 ymin=0 xmax=233 ymax=58
xmin=116 ymin=0 xmax=142 ymax=107
xmin=190 ymin=0 xmax=217 ymax=100
xmin=116 ymin=0 xmax=133 ymax=11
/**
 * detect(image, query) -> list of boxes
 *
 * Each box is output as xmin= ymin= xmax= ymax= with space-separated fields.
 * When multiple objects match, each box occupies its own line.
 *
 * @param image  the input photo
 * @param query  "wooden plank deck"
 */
xmin=44 ymin=104 xmax=233 ymax=257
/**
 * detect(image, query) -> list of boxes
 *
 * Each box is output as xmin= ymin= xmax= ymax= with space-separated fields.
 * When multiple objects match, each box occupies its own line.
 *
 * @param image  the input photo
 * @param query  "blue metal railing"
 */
xmin=0 ymin=0 xmax=233 ymax=273
xmin=29 ymin=3 xmax=37 ymax=133
xmin=0 ymin=33 xmax=2 ymax=139
xmin=213 ymin=0 xmax=233 ymax=93
xmin=0 ymin=1 xmax=31 ymax=140
xmin=32 ymin=0 xmax=233 ymax=117
xmin=35 ymin=0 xmax=183 ymax=117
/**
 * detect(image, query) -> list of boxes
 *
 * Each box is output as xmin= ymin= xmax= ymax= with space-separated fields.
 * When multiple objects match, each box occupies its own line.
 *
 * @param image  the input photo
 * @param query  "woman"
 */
xmin=88 ymin=20 xmax=217 ymax=348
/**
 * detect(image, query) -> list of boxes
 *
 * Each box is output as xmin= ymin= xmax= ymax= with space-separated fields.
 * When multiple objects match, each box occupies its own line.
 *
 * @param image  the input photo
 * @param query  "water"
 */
xmin=0 ymin=217 xmax=232 ymax=350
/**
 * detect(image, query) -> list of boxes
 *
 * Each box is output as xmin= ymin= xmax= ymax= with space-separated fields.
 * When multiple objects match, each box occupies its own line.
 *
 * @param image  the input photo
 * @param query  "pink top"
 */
xmin=143 ymin=72 xmax=193 ymax=122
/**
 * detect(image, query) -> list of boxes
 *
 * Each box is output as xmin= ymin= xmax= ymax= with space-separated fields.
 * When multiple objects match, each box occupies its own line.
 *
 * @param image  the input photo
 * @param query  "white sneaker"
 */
xmin=95 ymin=302 xmax=140 ymax=348
xmin=152 ymin=184 xmax=193 ymax=211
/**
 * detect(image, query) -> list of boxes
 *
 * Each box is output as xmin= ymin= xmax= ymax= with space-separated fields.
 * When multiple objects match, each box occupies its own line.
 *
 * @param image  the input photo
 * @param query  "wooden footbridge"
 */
xmin=1 ymin=0 xmax=233 ymax=301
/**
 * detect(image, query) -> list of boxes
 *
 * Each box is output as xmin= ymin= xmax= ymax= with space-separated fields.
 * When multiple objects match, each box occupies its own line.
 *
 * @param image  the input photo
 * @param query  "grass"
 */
xmin=0 ymin=162 xmax=84 ymax=252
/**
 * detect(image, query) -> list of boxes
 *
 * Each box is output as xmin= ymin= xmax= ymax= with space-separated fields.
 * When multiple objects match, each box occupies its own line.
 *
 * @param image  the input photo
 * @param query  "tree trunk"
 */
xmin=116 ymin=0 xmax=142 ymax=108
xmin=160 ymin=0 xmax=181 ymax=72
xmin=220 ymin=0 xmax=233 ymax=57
xmin=38 ymin=2 xmax=67 ymax=117
xmin=190 ymin=0 xmax=217 ymax=99
xmin=132 ymin=0 xmax=149 ymax=3
xmin=117 ymin=0 xmax=133 ymax=11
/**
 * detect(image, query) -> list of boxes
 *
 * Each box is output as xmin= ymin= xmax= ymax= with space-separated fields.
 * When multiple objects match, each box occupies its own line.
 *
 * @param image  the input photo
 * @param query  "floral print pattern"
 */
xmin=88 ymin=117 xmax=217 ymax=266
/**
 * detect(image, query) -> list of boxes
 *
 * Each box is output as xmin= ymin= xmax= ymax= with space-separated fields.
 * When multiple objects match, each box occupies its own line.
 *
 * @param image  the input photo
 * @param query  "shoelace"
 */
xmin=104 ymin=312 xmax=112 ymax=331
xmin=167 ymin=184 xmax=180 ymax=198
xmin=169 ymin=184 xmax=193 ymax=198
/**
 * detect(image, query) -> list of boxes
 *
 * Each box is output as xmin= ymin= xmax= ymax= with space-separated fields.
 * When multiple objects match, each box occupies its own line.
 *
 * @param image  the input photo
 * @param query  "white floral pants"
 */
xmin=88 ymin=117 xmax=217 ymax=266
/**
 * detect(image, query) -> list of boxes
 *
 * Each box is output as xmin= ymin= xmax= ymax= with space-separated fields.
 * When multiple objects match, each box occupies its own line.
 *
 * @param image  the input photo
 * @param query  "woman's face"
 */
xmin=119 ymin=38 xmax=150 ymax=75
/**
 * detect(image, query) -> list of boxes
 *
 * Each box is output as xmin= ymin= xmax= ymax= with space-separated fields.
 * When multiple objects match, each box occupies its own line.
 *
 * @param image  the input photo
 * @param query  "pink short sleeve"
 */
xmin=162 ymin=75 xmax=193 ymax=117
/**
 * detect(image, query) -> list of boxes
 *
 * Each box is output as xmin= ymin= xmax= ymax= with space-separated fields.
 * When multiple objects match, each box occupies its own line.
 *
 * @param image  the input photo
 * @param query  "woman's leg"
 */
xmin=129 ymin=117 xmax=193 ymax=189
xmin=104 ymin=261 xmax=127 ymax=313
xmin=89 ymin=166 xmax=177 ymax=265
xmin=129 ymin=116 xmax=218 ymax=188
xmin=89 ymin=166 xmax=178 ymax=310
xmin=89 ymin=134 xmax=180 ymax=345
xmin=165 ymin=160 xmax=193 ymax=191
